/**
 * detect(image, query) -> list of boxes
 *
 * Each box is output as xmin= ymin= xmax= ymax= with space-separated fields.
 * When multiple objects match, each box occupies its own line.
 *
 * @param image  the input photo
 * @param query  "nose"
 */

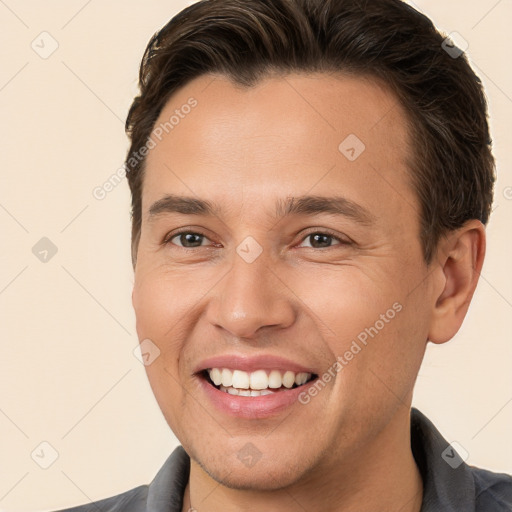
xmin=206 ymin=249 xmax=296 ymax=340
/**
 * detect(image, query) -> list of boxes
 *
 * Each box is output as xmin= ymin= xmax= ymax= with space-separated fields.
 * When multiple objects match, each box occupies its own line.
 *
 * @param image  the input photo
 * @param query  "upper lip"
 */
xmin=194 ymin=354 xmax=317 ymax=375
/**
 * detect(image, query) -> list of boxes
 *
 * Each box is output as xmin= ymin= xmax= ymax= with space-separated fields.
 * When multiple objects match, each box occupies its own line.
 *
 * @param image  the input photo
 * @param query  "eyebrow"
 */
xmin=148 ymin=194 xmax=375 ymax=225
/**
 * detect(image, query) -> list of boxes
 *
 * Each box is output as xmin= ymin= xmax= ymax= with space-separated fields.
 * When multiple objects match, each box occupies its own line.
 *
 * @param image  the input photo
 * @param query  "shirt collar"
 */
xmin=147 ymin=444 xmax=190 ymax=511
xmin=411 ymin=408 xmax=475 ymax=511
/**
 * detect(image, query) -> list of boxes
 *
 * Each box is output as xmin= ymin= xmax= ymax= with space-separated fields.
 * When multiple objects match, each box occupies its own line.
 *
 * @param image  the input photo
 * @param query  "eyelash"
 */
xmin=162 ymin=228 xmax=351 ymax=250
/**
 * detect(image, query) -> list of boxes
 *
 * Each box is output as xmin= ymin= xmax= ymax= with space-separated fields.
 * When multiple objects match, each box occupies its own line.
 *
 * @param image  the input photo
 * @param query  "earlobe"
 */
xmin=428 ymin=220 xmax=486 ymax=344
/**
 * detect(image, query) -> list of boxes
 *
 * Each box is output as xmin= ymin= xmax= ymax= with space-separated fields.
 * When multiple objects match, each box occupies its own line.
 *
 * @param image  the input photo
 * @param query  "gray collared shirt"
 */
xmin=53 ymin=408 xmax=512 ymax=511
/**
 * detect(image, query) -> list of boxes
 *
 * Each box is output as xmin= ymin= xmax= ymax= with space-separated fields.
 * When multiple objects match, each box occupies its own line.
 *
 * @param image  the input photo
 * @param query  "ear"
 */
xmin=428 ymin=219 xmax=486 ymax=344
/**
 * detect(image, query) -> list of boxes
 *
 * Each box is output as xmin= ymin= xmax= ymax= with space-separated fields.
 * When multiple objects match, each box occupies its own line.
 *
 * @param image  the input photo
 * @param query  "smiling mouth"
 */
xmin=202 ymin=368 xmax=318 ymax=397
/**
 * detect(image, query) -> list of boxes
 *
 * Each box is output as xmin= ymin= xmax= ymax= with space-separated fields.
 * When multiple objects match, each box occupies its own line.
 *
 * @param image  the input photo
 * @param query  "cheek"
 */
xmin=132 ymin=266 xmax=197 ymax=339
xmin=287 ymin=264 xmax=402 ymax=349
xmin=132 ymin=271 xmax=188 ymax=391
xmin=332 ymin=291 xmax=428 ymax=417
xmin=133 ymin=270 xmax=193 ymax=437
xmin=296 ymin=265 xmax=425 ymax=392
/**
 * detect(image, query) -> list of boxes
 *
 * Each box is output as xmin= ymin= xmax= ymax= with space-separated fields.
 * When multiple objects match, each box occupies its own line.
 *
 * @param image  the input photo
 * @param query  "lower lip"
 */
xmin=199 ymin=376 xmax=316 ymax=419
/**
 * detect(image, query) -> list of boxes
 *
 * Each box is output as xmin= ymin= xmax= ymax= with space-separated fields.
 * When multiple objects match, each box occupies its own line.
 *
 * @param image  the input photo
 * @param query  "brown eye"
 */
xmin=306 ymin=233 xmax=335 ymax=248
xmin=298 ymin=230 xmax=349 ymax=249
xmin=165 ymin=231 xmax=210 ymax=248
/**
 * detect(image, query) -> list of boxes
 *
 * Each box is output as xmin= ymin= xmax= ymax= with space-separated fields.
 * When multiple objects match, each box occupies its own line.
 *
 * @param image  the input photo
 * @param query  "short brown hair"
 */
xmin=125 ymin=0 xmax=495 ymax=268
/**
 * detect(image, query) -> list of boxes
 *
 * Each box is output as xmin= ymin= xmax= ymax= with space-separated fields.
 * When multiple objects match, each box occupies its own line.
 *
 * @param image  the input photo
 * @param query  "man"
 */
xmin=55 ymin=0 xmax=512 ymax=510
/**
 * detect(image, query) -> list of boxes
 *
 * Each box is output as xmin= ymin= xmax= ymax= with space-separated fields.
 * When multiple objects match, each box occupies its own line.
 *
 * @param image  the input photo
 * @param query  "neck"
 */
xmin=182 ymin=408 xmax=423 ymax=512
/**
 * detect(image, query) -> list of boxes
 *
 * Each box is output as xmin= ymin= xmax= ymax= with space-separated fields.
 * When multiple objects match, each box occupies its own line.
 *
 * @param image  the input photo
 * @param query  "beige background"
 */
xmin=0 ymin=1 xmax=511 ymax=510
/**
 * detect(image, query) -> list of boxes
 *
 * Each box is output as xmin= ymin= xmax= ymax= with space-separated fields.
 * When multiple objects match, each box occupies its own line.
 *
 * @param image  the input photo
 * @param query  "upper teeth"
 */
xmin=207 ymin=368 xmax=311 ymax=390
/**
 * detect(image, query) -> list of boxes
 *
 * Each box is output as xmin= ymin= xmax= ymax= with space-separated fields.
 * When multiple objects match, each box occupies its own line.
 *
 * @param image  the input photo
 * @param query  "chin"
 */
xmin=203 ymin=462 xmax=305 ymax=491
xmin=190 ymin=443 xmax=320 ymax=492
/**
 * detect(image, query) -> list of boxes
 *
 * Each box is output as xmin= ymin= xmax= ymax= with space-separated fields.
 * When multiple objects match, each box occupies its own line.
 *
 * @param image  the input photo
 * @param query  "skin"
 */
xmin=131 ymin=72 xmax=485 ymax=512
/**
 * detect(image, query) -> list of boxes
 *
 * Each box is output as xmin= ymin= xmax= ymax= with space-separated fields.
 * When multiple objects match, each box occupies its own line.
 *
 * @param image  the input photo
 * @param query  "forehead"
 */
xmin=142 ymin=72 xmax=415 ymax=224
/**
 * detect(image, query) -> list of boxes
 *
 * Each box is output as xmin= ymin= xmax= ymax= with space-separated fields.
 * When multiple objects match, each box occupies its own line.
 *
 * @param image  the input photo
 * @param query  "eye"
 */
xmin=164 ymin=230 xmax=213 ymax=248
xmin=297 ymin=230 xmax=350 ymax=249
xmin=163 ymin=229 xmax=351 ymax=250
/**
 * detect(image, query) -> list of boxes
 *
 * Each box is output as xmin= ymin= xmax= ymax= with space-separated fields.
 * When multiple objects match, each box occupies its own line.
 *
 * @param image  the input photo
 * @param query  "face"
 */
xmin=132 ymin=72 xmax=436 ymax=490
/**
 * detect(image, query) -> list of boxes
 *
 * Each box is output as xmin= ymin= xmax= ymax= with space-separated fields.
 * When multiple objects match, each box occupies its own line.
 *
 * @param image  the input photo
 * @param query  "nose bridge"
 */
xmin=207 ymin=240 xmax=295 ymax=338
